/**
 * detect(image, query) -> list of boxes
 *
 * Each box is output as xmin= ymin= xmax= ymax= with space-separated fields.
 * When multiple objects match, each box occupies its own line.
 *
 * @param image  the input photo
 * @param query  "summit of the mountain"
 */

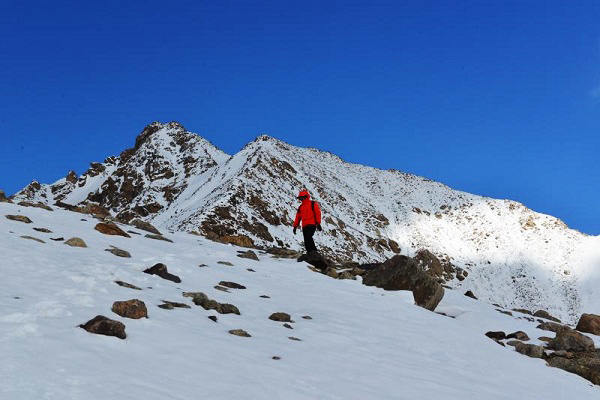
xmin=12 ymin=122 xmax=600 ymax=323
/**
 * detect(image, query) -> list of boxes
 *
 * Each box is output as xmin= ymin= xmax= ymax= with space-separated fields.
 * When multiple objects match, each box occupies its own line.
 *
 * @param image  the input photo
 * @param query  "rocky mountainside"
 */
xmin=13 ymin=121 xmax=600 ymax=323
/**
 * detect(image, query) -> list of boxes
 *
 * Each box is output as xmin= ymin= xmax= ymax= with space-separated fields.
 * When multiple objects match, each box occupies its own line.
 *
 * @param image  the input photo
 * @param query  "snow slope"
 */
xmin=2 ymin=202 xmax=600 ymax=399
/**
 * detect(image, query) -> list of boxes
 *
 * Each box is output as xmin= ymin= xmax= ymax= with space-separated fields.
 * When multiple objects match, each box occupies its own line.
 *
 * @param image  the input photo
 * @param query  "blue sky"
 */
xmin=1 ymin=0 xmax=598 ymax=235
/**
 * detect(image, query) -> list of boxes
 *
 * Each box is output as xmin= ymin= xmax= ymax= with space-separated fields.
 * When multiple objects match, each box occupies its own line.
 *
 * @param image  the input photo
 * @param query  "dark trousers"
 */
xmin=302 ymin=225 xmax=317 ymax=253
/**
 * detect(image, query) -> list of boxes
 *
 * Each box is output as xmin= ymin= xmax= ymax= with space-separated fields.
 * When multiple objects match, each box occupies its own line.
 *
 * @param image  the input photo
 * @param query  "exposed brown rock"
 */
xmin=217 ymin=261 xmax=234 ymax=266
xmin=158 ymin=301 xmax=191 ymax=310
xmin=95 ymin=222 xmax=130 ymax=238
xmin=130 ymin=219 xmax=161 ymax=235
xmin=547 ymin=354 xmax=600 ymax=385
xmin=548 ymin=327 xmax=595 ymax=352
xmin=485 ymin=331 xmax=506 ymax=340
xmin=0 ymin=190 xmax=12 ymax=203
xmin=79 ymin=315 xmax=126 ymax=339
xmin=507 ymin=331 xmax=530 ymax=341
xmin=221 ymin=235 xmax=255 ymax=248
xmin=183 ymin=292 xmax=240 ymax=315
xmin=33 ymin=227 xmax=52 ymax=233
xmin=18 ymin=201 xmax=53 ymax=211
xmin=115 ymin=281 xmax=142 ymax=290
xmin=143 ymin=263 xmax=181 ymax=283
xmin=145 ymin=234 xmax=173 ymax=243
xmin=534 ymin=309 xmax=561 ymax=323
xmin=269 ymin=312 xmax=292 ymax=322
xmin=105 ymin=246 xmax=131 ymax=258
xmin=219 ymin=281 xmax=246 ymax=289
xmin=237 ymin=250 xmax=259 ymax=261
xmin=514 ymin=342 xmax=544 ymax=358
xmin=112 ymin=299 xmax=148 ymax=319
xmin=65 ymin=237 xmax=87 ymax=248
xmin=20 ymin=235 xmax=45 ymax=243
xmin=266 ymin=247 xmax=301 ymax=258
xmin=537 ymin=321 xmax=566 ymax=333
xmin=5 ymin=215 xmax=32 ymax=223
xmin=229 ymin=329 xmax=251 ymax=337
xmin=576 ymin=313 xmax=600 ymax=336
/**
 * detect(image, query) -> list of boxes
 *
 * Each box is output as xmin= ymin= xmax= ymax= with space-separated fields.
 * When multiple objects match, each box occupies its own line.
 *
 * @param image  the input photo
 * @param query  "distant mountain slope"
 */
xmin=13 ymin=122 xmax=599 ymax=322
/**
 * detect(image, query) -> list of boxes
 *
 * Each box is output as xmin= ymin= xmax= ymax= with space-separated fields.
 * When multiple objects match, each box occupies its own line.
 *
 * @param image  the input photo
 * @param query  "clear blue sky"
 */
xmin=1 ymin=0 xmax=598 ymax=235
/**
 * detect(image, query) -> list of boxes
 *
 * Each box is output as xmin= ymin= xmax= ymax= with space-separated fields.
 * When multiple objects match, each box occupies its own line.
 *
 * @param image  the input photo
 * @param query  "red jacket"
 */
xmin=294 ymin=197 xmax=321 ymax=228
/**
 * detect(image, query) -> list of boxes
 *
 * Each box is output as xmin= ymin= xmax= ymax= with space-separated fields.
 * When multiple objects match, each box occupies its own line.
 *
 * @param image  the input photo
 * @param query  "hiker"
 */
xmin=293 ymin=189 xmax=322 ymax=254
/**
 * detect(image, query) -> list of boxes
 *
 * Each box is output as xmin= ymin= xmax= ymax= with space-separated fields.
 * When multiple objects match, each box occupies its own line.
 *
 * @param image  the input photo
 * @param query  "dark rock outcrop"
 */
xmin=33 ymin=227 xmax=52 ymax=233
xmin=95 ymin=222 xmax=131 ymax=238
xmin=298 ymin=251 xmax=333 ymax=272
xmin=143 ymin=263 xmax=181 ymax=283
xmin=576 ymin=313 xmax=600 ymax=336
xmin=362 ymin=255 xmax=445 ymax=311
xmin=485 ymin=331 xmax=507 ymax=340
xmin=514 ymin=342 xmax=544 ymax=358
xmin=507 ymin=331 xmax=530 ymax=341
xmin=537 ymin=321 xmax=567 ymax=333
xmin=183 ymin=292 xmax=240 ymax=315
xmin=105 ymin=246 xmax=131 ymax=258
xmin=158 ymin=301 xmax=191 ymax=310
xmin=115 ymin=281 xmax=142 ymax=290
xmin=237 ymin=250 xmax=259 ymax=261
xmin=79 ymin=315 xmax=126 ymax=339
xmin=548 ymin=328 xmax=595 ymax=352
xmin=219 ymin=281 xmax=246 ymax=289
xmin=269 ymin=312 xmax=292 ymax=322
xmin=0 ymin=190 xmax=12 ymax=203
xmin=21 ymin=236 xmax=44 ymax=243
xmin=547 ymin=353 xmax=600 ymax=385
xmin=112 ymin=299 xmax=148 ymax=319
xmin=130 ymin=219 xmax=161 ymax=235
xmin=229 ymin=329 xmax=251 ymax=337
xmin=464 ymin=290 xmax=477 ymax=299
xmin=5 ymin=215 xmax=32 ymax=223
xmin=534 ymin=310 xmax=561 ymax=323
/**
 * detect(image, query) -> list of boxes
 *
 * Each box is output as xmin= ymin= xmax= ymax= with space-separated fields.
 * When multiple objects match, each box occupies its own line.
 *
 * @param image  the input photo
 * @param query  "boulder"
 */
xmin=130 ymin=219 xmax=161 ymax=235
xmin=576 ymin=313 xmax=600 ymax=336
xmin=547 ymin=354 xmax=600 ymax=385
xmin=95 ymin=222 xmax=130 ymax=238
xmin=79 ymin=315 xmax=126 ymax=339
xmin=464 ymin=290 xmax=477 ymax=300
xmin=5 ymin=215 xmax=32 ymax=223
xmin=221 ymin=235 xmax=254 ymax=248
xmin=485 ymin=331 xmax=507 ymax=340
xmin=143 ymin=263 xmax=181 ymax=283
xmin=297 ymin=251 xmax=333 ymax=272
xmin=183 ymin=292 xmax=240 ymax=315
xmin=0 ymin=190 xmax=12 ymax=203
xmin=269 ymin=312 xmax=292 ymax=322
xmin=362 ymin=255 xmax=445 ymax=311
xmin=537 ymin=321 xmax=566 ymax=333
xmin=217 ymin=261 xmax=234 ymax=266
xmin=105 ymin=246 xmax=131 ymax=258
xmin=507 ymin=331 xmax=530 ymax=341
xmin=64 ymin=237 xmax=87 ymax=248
xmin=414 ymin=249 xmax=443 ymax=279
xmin=514 ymin=342 xmax=545 ymax=358
xmin=237 ymin=250 xmax=259 ymax=261
xmin=79 ymin=203 xmax=111 ymax=218
xmin=18 ymin=201 xmax=53 ymax=211
xmin=111 ymin=299 xmax=148 ymax=319
xmin=145 ymin=234 xmax=173 ymax=243
xmin=229 ymin=329 xmax=251 ymax=337
xmin=549 ymin=328 xmax=595 ymax=352
xmin=158 ymin=301 xmax=191 ymax=310
xmin=534 ymin=309 xmax=561 ymax=323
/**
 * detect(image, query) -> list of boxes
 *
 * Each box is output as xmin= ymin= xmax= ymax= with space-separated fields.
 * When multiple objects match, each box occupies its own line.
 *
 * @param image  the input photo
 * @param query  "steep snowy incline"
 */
xmin=2 ymin=202 xmax=600 ymax=399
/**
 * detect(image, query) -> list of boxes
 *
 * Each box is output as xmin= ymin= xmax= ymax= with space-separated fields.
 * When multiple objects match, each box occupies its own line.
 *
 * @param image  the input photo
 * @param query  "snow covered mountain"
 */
xmin=12 ymin=121 xmax=600 ymax=323
xmin=3 ymin=201 xmax=600 ymax=399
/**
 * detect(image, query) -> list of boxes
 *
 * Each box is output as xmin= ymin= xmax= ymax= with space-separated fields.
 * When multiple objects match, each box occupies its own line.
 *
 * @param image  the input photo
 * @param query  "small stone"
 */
xmin=260 ymin=295 xmax=270 ymax=299
xmin=20 ymin=235 xmax=45 ymax=243
xmin=33 ymin=227 xmax=52 ymax=233
xmin=219 ymin=281 xmax=246 ymax=289
xmin=79 ymin=315 xmax=126 ymax=339
xmin=111 ymin=299 xmax=148 ymax=319
xmin=247 ymin=268 xmax=256 ymax=272
xmin=158 ymin=301 xmax=191 ymax=310
xmin=302 ymin=316 xmax=312 ymax=320
xmin=288 ymin=337 xmax=302 ymax=341
xmin=513 ymin=308 xmax=533 ymax=316
xmin=506 ymin=340 xmax=521 ymax=347
xmin=145 ymin=234 xmax=173 ymax=243
xmin=127 ymin=230 xmax=141 ymax=235
xmin=269 ymin=313 xmax=292 ymax=322
xmin=130 ymin=219 xmax=162 ymax=235
xmin=533 ymin=310 xmax=561 ymax=323
xmin=514 ymin=342 xmax=545 ymax=358
xmin=496 ymin=309 xmax=514 ymax=316
xmin=283 ymin=323 xmax=293 ymax=329
xmin=507 ymin=331 xmax=530 ymax=341
xmin=218 ymin=261 xmax=234 ymax=266
xmin=143 ymin=263 xmax=181 ymax=283
xmin=50 ymin=237 xmax=64 ymax=241
xmin=237 ymin=250 xmax=259 ymax=261
xmin=485 ymin=331 xmax=506 ymax=340
xmin=65 ymin=237 xmax=87 ymax=247
xmin=198 ymin=264 xmax=208 ymax=268
xmin=5 ymin=215 xmax=32 ymax=223
xmin=208 ymin=316 xmax=218 ymax=323
xmin=105 ymin=247 xmax=131 ymax=258
xmin=115 ymin=281 xmax=142 ymax=290
xmin=229 ymin=329 xmax=251 ymax=337
xmin=214 ymin=286 xmax=230 ymax=293
xmin=95 ymin=222 xmax=130 ymax=238
xmin=272 ymin=356 xmax=281 ymax=360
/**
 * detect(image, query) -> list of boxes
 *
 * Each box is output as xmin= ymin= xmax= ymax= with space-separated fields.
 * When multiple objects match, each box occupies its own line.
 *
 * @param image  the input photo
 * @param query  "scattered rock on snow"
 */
xmin=130 ymin=219 xmax=162 ymax=235
xmin=548 ymin=328 xmax=595 ymax=352
xmin=288 ymin=337 xmax=302 ymax=341
xmin=33 ymin=227 xmax=52 ymax=233
xmin=537 ymin=321 xmax=566 ymax=333
xmin=533 ymin=310 xmax=561 ymax=323
xmin=143 ymin=263 xmax=181 ymax=283
xmin=5 ymin=215 xmax=32 ymax=223
xmin=302 ymin=315 xmax=312 ymax=320
xmin=158 ymin=301 xmax=191 ymax=310
xmin=219 ymin=281 xmax=246 ymax=289
xmin=20 ymin=235 xmax=44 ymax=243
xmin=229 ymin=329 xmax=251 ymax=337
xmin=283 ymin=323 xmax=293 ymax=329
xmin=64 ymin=237 xmax=87 ymax=247
xmin=547 ymin=354 xmax=600 ymax=385
xmin=514 ymin=342 xmax=545 ymax=358
xmin=269 ymin=312 xmax=292 ymax=322
xmin=265 ymin=247 xmax=301 ymax=258
xmin=79 ymin=315 xmax=126 ymax=339
xmin=362 ymin=255 xmax=445 ymax=311
xmin=208 ymin=316 xmax=218 ymax=323
xmin=183 ymin=292 xmax=240 ymax=315
xmin=145 ymin=234 xmax=173 ymax=243
xmin=237 ymin=250 xmax=259 ymax=261
xmin=485 ymin=331 xmax=507 ymax=340
xmin=576 ymin=313 xmax=600 ymax=336
xmin=217 ymin=261 xmax=234 ymax=266
xmin=214 ymin=286 xmax=230 ymax=293
xmin=50 ymin=237 xmax=64 ymax=241
xmin=496 ymin=309 xmax=514 ymax=317
xmin=220 ymin=235 xmax=254 ymax=248
xmin=112 ymin=299 xmax=148 ymax=319
xmin=115 ymin=281 xmax=142 ymax=290
xmin=507 ymin=331 xmax=530 ymax=341
xmin=105 ymin=246 xmax=131 ymax=258
xmin=513 ymin=308 xmax=533 ymax=316
xmin=95 ymin=222 xmax=131 ymax=238
xmin=260 ymin=295 xmax=270 ymax=299
xmin=464 ymin=290 xmax=477 ymax=299
xmin=0 ymin=190 xmax=12 ymax=203
xmin=297 ymin=251 xmax=333 ymax=271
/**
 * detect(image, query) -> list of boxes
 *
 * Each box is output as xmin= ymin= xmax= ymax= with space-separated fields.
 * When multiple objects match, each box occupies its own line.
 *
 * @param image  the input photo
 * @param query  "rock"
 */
xmin=158 ymin=301 xmax=191 ymax=310
xmin=496 ymin=309 xmax=513 ymax=317
xmin=302 ymin=315 xmax=312 ymax=320
xmin=115 ymin=281 xmax=141 ymax=290
xmin=143 ymin=263 xmax=181 ymax=283
xmin=0 ymin=190 xmax=12 ymax=203
xmin=79 ymin=315 xmax=126 ymax=339
xmin=507 ymin=331 xmax=530 ymax=341
xmin=288 ymin=337 xmax=302 ymax=341
xmin=362 ymin=255 xmax=445 ymax=311
xmin=20 ymin=236 xmax=45 ymax=243
xmin=50 ymin=237 xmax=64 ymax=241
xmin=464 ymin=290 xmax=477 ymax=299
xmin=64 ymin=237 xmax=87 ymax=248
xmin=513 ymin=308 xmax=533 ymax=316
xmin=514 ymin=342 xmax=545 ymax=358
xmin=260 ymin=295 xmax=270 ymax=299
xmin=237 ymin=250 xmax=259 ymax=261
xmin=533 ymin=310 xmax=561 ymax=323
xmin=105 ymin=246 xmax=131 ymax=258
xmin=576 ymin=313 xmax=600 ymax=336
xmin=144 ymin=234 xmax=173 ymax=243
xmin=269 ymin=312 xmax=292 ymax=322
xmin=538 ymin=336 xmax=553 ymax=343
xmin=485 ymin=331 xmax=507 ymax=340
xmin=506 ymin=340 xmax=521 ymax=347
xmin=414 ymin=249 xmax=444 ymax=279
xmin=128 ymin=230 xmax=141 ymax=235
xmin=183 ymin=292 xmax=240 ymax=315
xmin=80 ymin=203 xmax=111 ymax=218
xmin=537 ymin=321 xmax=566 ymax=333
xmin=297 ymin=251 xmax=333 ymax=272
xmin=130 ymin=219 xmax=162 ymax=235
xmin=283 ymin=323 xmax=293 ymax=329
xmin=229 ymin=329 xmax=251 ymax=337
xmin=272 ymin=356 xmax=281 ymax=360
xmin=266 ymin=247 xmax=301 ymax=258
xmin=208 ymin=316 xmax=218 ymax=323
xmin=18 ymin=201 xmax=53 ymax=211
xmin=33 ymin=227 xmax=52 ymax=233
xmin=219 ymin=281 xmax=246 ymax=289
xmin=214 ymin=286 xmax=230 ymax=293
xmin=112 ymin=299 xmax=148 ymax=319
xmin=549 ymin=328 xmax=595 ymax=352
xmin=94 ymin=222 xmax=131 ymax=238
xmin=247 ymin=268 xmax=256 ymax=272
xmin=547 ymin=354 xmax=600 ymax=385
xmin=217 ymin=261 xmax=234 ymax=266
xmin=5 ymin=215 xmax=32 ymax=223
xmin=221 ymin=235 xmax=255 ymax=248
